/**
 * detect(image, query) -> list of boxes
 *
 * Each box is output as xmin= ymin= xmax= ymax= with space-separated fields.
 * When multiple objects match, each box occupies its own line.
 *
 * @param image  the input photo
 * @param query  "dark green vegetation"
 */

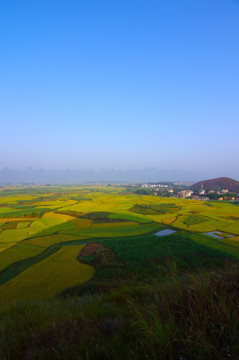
xmin=55 ymin=210 xmax=84 ymax=218
xmin=1 ymin=260 xmax=239 ymax=360
xmin=0 ymin=206 xmax=51 ymax=218
xmin=130 ymin=203 xmax=181 ymax=215
xmin=183 ymin=215 xmax=207 ymax=227
xmin=2 ymin=221 xmax=18 ymax=230
xmin=80 ymin=212 xmax=129 ymax=223
xmin=96 ymin=233 xmax=229 ymax=268
xmin=72 ymin=233 xmax=236 ymax=301
xmin=70 ymin=196 xmax=92 ymax=201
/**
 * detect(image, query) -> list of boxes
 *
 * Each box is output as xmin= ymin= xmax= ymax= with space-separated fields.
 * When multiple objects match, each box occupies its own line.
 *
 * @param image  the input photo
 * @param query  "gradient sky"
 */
xmin=0 ymin=0 xmax=239 ymax=177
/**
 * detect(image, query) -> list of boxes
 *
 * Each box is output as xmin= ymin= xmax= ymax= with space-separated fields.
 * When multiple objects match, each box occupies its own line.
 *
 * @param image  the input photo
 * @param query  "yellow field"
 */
xmin=0 ymin=243 xmax=43 ymax=272
xmin=1 ymin=191 xmax=239 ymax=241
xmin=162 ymin=216 xmax=177 ymax=225
xmin=0 ymin=245 xmax=94 ymax=303
xmin=17 ymin=221 xmax=31 ymax=229
xmin=34 ymin=199 xmax=77 ymax=208
xmin=71 ymin=221 xmax=160 ymax=238
xmin=0 ymin=217 xmax=36 ymax=223
xmin=90 ymin=221 xmax=138 ymax=229
xmin=0 ymin=195 xmax=38 ymax=204
xmin=71 ymin=218 xmax=92 ymax=229
xmin=230 ymin=236 xmax=239 ymax=241
xmin=42 ymin=211 xmax=75 ymax=221
xmin=0 ymin=242 xmax=16 ymax=254
xmin=23 ymin=234 xmax=86 ymax=247
xmin=0 ymin=215 xmax=77 ymax=243
xmin=218 ymin=237 xmax=239 ymax=248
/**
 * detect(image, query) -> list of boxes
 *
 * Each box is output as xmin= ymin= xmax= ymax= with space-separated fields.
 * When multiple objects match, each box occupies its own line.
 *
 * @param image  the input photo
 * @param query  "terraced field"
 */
xmin=0 ymin=185 xmax=238 ymax=304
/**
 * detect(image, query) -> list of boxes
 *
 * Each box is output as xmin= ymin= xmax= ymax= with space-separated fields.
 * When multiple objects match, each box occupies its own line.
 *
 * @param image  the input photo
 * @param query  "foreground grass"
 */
xmin=0 ymin=262 xmax=239 ymax=360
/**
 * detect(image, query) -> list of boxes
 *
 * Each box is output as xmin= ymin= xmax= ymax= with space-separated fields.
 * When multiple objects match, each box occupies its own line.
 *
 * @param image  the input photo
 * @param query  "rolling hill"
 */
xmin=191 ymin=177 xmax=239 ymax=193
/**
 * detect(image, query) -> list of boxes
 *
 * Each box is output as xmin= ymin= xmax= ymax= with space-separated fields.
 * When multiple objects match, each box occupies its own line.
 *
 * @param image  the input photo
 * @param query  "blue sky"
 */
xmin=0 ymin=0 xmax=239 ymax=178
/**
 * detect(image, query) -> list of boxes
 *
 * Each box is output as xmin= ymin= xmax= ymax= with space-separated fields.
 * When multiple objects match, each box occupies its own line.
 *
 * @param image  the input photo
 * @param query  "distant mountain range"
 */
xmin=0 ymin=167 xmax=200 ymax=184
xmin=1 ymin=168 xmax=238 ymax=186
xmin=191 ymin=177 xmax=239 ymax=193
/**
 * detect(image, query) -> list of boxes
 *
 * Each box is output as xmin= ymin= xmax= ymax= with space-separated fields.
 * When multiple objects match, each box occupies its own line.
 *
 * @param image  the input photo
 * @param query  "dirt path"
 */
xmin=80 ymin=243 xmax=103 ymax=256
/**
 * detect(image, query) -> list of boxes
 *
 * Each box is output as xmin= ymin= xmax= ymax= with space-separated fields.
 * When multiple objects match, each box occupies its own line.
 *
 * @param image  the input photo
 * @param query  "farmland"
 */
xmin=0 ymin=245 xmax=94 ymax=303
xmin=0 ymin=185 xmax=239 ymax=303
xmin=0 ymin=185 xmax=239 ymax=359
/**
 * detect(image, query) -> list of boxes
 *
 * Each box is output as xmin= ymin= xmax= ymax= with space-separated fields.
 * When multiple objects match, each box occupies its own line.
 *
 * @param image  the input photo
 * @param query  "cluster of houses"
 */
xmin=177 ymin=185 xmax=239 ymax=201
xmin=142 ymin=184 xmax=169 ymax=189
xmin=176 ymin=186 xmax=209 ymax=200
xmin=129 ymin=183 xmax=239 ymax=201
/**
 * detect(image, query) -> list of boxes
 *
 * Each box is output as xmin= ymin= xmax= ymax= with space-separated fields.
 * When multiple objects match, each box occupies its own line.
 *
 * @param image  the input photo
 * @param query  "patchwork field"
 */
xmin=0 ymin=185 xmax=239 ymax=304
xmin=0 ymin=245 xmax=94 ymax=302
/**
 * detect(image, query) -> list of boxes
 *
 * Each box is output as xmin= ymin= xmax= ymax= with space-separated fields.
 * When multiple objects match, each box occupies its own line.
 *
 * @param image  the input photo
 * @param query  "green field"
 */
xmin=0 ymin=185 xmax=238 ymax=303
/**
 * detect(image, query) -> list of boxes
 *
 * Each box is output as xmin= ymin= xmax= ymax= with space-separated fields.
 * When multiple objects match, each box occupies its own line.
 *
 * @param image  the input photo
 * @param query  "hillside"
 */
xmin=191 ymin=177 xmax=239 ymax=193
xmin=0 ymin=186 xmax=239 ymax=359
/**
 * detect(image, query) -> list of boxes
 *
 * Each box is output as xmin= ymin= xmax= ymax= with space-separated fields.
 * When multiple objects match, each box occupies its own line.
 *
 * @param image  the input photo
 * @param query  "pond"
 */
xmin=155 ymin=229 xmax=177 ymax=237
xmin=203 ymin=231 xmax=224 ymax=240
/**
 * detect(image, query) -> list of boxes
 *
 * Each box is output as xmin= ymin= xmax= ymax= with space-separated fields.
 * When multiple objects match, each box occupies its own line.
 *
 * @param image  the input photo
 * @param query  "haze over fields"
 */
xmin=0 ymin=167 xmax=239 ymax=184
xmin=0 ymin=0 xmax=239 ymax=180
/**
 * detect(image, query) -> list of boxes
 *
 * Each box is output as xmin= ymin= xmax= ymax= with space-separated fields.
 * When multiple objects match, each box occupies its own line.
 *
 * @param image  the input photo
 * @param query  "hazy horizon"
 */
xmin=1 ymin=0 xmax=239 ymax=176
xmin=0 ymin=167 xmax=239 ymax=184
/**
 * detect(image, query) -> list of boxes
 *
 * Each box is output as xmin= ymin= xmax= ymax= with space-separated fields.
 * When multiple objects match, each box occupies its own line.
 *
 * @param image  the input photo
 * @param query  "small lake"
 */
xmin=155 ymin=229 xmax=177 ymax=237
xmin=203 ymin=231 xmax=224 ymax=240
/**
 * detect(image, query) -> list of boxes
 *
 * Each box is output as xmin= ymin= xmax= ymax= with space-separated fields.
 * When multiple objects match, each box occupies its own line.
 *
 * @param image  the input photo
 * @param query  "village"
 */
xmin=127 ymin=182 xmax=239 ymax=201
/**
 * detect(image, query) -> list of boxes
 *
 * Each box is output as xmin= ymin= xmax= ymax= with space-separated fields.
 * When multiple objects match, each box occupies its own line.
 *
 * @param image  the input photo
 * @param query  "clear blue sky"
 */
xmin=0 ymin=0 xmax=239 ymax=178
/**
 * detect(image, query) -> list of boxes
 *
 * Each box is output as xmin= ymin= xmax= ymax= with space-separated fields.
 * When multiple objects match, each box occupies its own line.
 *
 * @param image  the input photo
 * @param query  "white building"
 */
xmin=199 ymin=185 xmax=205 ymax=195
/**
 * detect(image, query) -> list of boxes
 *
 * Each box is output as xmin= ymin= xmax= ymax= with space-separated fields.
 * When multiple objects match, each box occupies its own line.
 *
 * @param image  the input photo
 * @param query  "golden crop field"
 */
xmin=0 ymin=185 xmax=238 ymax=303
xmin=0 ymin=245 xmax=94 ymax=303
xmin=23 ymin=233 xmax=85 ymax=247
xmin=0 ymin=243 xmax=43 ymax=272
